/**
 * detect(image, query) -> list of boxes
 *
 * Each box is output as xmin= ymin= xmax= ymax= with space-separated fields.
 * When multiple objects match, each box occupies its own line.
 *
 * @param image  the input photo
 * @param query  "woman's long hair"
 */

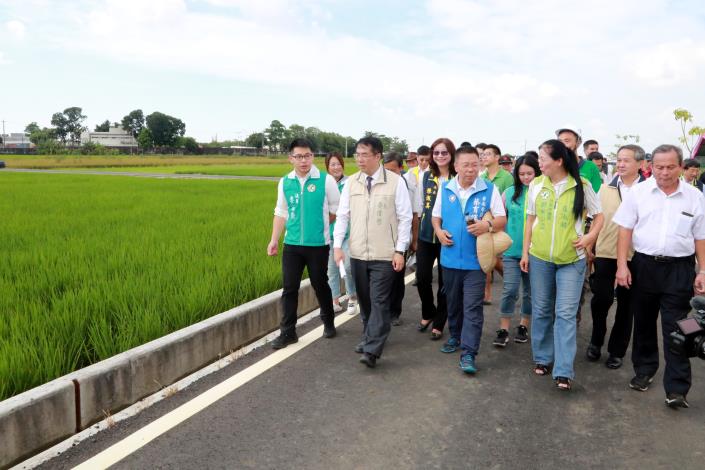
xmin=428 ymin=137 xmax=457 ymax=178
xmin=511 ymin=154 xmax=541 ymax=204
xmin=539 ymin=139 xmax=584 ymax=220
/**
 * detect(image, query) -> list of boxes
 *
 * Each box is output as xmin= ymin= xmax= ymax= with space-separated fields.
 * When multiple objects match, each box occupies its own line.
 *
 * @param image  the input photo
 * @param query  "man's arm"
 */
xmin=695 ymin=240 xmax=705 ymax=294
xmin=333 ymin=179 xmax=351 ymax=265
xmin=267 ymin=216 xmax=287 ymax=256
xmin=615 ymin=227 xmax=633 ymax=288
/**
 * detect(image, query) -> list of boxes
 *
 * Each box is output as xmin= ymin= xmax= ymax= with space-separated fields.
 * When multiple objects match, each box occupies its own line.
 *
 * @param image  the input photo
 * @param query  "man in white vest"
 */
xmin=334 ymin=136 xmax=413 ymax=368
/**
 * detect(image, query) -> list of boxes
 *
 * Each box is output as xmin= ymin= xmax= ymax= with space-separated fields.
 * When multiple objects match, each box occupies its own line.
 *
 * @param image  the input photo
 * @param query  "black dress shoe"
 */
xmin=605 ymin=355 xmax=623 ymax=369
xmin=585 ymin=343 xmax=601 ymax=362
xmin=359 ymin=352 xmax=377 ymax=368
xmin=665 ymin=393 xmax=689 ymax=409
xmin=271 ymin=334 xmax=298 ymax=350
xmin=354 ymin=341 xmax=364 ymax=353
xmin=323 ymin=325 xmax=337 ymax=338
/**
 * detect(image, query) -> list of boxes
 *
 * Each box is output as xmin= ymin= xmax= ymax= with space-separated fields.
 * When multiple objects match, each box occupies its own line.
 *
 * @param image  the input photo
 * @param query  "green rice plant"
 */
xmin=0 ymin=173 xmax=286 ymax=400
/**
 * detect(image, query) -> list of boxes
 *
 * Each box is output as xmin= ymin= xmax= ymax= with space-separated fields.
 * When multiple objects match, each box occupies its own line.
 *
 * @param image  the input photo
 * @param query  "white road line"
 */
xmin=72 ymin=271 xmax=415 ymax=470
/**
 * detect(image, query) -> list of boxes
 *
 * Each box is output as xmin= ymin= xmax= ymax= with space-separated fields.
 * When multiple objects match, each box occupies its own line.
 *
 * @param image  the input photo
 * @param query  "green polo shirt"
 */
xmin=480 ymin=167 xmax=514 ymax=194
xmin=579 ymin=159 xmax=602 ymax=193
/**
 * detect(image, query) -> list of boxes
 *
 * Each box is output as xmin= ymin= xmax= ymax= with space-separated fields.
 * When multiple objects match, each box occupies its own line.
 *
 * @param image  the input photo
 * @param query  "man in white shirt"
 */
xmin=334 ymin=137 xmax=413 ymax=368
xmin=614 ymin=144 xmax=705 ymax=408
xmin=267 ymin=138 xmax=340 ymax=348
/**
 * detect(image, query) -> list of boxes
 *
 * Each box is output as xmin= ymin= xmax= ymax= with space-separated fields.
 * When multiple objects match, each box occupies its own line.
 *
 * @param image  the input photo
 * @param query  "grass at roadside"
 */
xmin=0 ymin=173 xmax=284 ymax=400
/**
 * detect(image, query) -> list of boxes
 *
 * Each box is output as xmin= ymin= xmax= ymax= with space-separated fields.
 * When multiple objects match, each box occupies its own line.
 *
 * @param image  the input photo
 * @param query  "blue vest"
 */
xmin=440 ymin=178 xmax=494 ymax=271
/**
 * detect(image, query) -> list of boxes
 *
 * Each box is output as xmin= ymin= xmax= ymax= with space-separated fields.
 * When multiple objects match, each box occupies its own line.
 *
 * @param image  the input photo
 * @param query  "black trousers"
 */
xmin=351 ymin=258 xmax=396 ymax=357
xmin=390 ymin=265 xmax=405 ymax=320
xmin=415 ymin=239 xmax=447 ymax=330
xmin=630 ymin=252 xmax=694 ymax=395
xmin=589 ymin=258 xmax=633 ymax=358
xmin=281 ymin=244 xmax=334 ymax=337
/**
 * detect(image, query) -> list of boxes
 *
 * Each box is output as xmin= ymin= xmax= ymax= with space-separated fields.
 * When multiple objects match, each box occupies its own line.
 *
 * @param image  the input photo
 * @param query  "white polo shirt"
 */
xmin=613 ymin=178 xmax=705 ymax=257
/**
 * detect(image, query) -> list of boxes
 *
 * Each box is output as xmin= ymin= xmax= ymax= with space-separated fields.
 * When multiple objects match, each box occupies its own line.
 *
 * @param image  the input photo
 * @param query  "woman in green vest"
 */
xmin=493 ymin=153 xmax=541 ymax=348
xmin=325 ymin=153 xmax=357 ymax=314
xmin=520 ymin=140 xmax=603 ymax=391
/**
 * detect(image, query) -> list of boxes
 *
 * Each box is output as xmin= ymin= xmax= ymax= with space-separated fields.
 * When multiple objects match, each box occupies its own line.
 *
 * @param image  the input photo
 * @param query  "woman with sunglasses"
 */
xmin=415 ymin=138 xmax=457 ymax=340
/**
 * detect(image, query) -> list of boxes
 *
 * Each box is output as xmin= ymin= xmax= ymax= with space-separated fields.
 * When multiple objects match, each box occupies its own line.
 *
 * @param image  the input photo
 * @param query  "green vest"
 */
xmin=529 ymin=175 xmax=586 ymax=264
xmin=283 ymin=170 xmax=327 ymax=246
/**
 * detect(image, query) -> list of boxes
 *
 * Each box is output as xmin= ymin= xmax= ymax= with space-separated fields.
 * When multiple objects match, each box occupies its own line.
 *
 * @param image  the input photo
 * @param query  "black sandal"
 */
xmin=533 ymin=364 xmax=550 ymax=376
xmin=555 ymin=377 xmax=572 ymax=391
xmin=430 ymin=330 xmax=443 ymax=340
xmin=417 ymin=320 xmax=432 ymax=332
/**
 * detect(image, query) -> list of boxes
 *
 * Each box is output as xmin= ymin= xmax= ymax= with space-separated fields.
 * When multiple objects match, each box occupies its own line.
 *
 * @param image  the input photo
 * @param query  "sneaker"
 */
xmin=271 ymin=334 xmax=298 ymax=350
xmin=665 ymin=393 xmax=689 ymax=409
xmin=347 ymin=300 xmax=357 ymax=315
xmin=333 ymin=302 xmax=344 ymax=313
xmin=459 ymin=354 xmax=477 ymax=374
xmin=440 ymin=337 xmax=460 ymax=353
xmin=586 ymin=343 xmax=601 ymax=362
xmin=514 ymin=325 xmax=529 ymax=343
xmin=493 ymin=329 xmax=509 ymax=348
xmin=359 ymin=352 xmax=377 ymax=368
xmin=629 ymin=374 xmax=654 ymax=392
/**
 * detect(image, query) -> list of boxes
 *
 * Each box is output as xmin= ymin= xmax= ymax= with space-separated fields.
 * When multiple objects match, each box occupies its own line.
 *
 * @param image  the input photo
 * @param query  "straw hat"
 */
xmin=476 ymin=212 xmax=513 ymax=273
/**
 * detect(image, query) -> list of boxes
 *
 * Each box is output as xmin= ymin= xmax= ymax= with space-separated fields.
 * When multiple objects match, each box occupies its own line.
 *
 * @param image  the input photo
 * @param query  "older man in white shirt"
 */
xmin=615 ymin=144 xmax=705 ymax=409
xmin=334 ymin=136 xmax=413 ymax=368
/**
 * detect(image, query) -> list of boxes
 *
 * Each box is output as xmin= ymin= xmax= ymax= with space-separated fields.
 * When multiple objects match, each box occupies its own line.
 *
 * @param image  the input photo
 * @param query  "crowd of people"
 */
xmin=267 ymin=129 xmax=705 ymax=409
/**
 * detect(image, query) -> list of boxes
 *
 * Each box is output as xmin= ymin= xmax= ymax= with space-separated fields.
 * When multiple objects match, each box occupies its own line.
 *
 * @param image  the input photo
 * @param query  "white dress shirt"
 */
xmin=333 ymin=165 xmax=413 ymax=252
xmin=273 ymin=165 xmax=340 ymax=245
xmin=403 ymin=171 xmax=419 ymax=215
xmin=613 ymin=178 xmax=705 ymax=257
xmin=432 ymin=177 xmax=506 ymax=218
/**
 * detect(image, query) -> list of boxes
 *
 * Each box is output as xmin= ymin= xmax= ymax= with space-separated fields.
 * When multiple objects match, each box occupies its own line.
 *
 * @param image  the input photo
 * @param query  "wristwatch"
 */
xmin=395 ymin=250 xmax=404 ymax=256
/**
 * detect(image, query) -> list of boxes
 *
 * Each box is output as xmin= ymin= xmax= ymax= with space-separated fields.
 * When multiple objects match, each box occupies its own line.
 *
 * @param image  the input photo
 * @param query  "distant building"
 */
xmin=80 ymin=124 xmax=137 ymax=148
xmin=0 ymin=132 xmax=33 ymax=148
xmin=693 ymin=133 xmax=705 ymax=164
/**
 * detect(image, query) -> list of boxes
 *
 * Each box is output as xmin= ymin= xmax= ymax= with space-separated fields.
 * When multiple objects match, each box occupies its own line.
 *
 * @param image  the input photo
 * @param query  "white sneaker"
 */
xmin=333 ymin=302 xmax=344 ymax=313
xmin=347 ymin=300 xmax=357 ymax=315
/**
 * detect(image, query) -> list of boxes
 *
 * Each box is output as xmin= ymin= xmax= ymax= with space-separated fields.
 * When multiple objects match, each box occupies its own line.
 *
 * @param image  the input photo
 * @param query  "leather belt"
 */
xmin=635 ymin=252 xmax=694 ymax=263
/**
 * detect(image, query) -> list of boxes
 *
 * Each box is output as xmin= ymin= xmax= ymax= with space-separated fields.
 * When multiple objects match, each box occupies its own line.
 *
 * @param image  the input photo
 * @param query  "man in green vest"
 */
xmin=267 ymin=138 xmax=341 ymax=349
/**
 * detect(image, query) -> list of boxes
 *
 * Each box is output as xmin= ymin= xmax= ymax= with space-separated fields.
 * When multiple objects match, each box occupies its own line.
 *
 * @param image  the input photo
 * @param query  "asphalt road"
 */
xmin=41 ymin=277 xmax=705 ymax=470
xmin=0 ymin=168 xmax=279 ymax=181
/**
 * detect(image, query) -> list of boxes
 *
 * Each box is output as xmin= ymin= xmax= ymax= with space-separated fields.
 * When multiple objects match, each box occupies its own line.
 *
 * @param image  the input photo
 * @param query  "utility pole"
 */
xmin=1 ymin=120 xmax=5 ymax=149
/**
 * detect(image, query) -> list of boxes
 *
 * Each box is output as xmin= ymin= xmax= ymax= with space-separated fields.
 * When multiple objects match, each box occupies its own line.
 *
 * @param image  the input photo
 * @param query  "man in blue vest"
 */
xmin=431 ymin=146 xmax=506 ymax=373
xmin=267 ymin=138 xmax=341 ymax=349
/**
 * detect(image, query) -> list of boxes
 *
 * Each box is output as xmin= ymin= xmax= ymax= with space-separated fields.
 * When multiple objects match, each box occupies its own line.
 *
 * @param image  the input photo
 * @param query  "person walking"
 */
xmin=415 ymin=138 xmax=457 ymax=340
xmin=267 ymin=138 xmax=341 ymax=349
xmin=432 ymin=146 xmax=506 ymax=374
xmin=586 ymin=145 xmax=646 ymax=369
xmin=334 ymin=136 xmax=412 ymax=368
xmin=324 ymin=152 xmax=357 ymax=315
xmin=493 ymin=154 xmax=541 ymax=347
xmin=614 ymin=144 xmax=705 ymax=408
xmin=682 ymin=158 xmax=704 ymax=193
xmin=520 ymin=139 xmax=603 ymax=390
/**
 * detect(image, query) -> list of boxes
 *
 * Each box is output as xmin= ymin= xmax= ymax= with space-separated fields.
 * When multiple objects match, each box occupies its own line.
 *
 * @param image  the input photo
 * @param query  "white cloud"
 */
xmin=631 ymin=40 xmax=705 ymax=87
xmin=5 ymin=19 xmax=26 ymax=39
xmin=0 ymin=51 xmax=9 ymax=64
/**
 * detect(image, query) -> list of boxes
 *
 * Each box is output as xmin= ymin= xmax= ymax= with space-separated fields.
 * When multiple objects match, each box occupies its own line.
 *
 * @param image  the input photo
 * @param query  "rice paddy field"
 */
xmin=0 ymin=171 xmax=285 ymax=400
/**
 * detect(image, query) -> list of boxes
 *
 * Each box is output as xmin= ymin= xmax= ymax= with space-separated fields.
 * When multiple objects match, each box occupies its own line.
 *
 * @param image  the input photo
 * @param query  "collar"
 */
xmin=535 ymin=174 xmax=578 ymax=193
xmin=357 ymin=165 xmax=386 ymax=184
xmin=446 ymin=176 xmax=487 ymax=197
xmin=609 ymin=173 xmax=645 ymax=188
xmin=287 ymin=165 xmax=321 ymax=180
xmin=647 ymin=177 xmax=685 ymax=195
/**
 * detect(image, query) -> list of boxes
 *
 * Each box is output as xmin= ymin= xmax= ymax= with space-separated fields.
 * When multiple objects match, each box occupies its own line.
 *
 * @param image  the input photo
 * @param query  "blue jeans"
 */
xmin=327 ymin=238 xmax=356 ymax=299
xmin=499 ymin=256 xmax=531 ymax=318
xmin=443 ymin=267 xmax=486 ymax=357
xmin=529 ymin=255 xmax=586 ymax=380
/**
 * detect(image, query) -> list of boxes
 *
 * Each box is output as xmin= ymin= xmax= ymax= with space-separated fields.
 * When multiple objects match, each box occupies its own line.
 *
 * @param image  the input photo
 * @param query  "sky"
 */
xmin=1 ymin=0 xmax=705 ymax=155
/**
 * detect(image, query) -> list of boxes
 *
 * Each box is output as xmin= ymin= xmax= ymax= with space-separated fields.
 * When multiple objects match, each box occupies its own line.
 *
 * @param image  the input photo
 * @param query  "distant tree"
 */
xmin=25 ymin=123 xmax=57 ymax=146
xmin=363 ymin=131 xmax=408 ymax=154
xmin=24 ymin=122 xmax=40 ymax=134
xmin=674 ymin=108 xmax=705 ymax=154
xmin=145 ymin=111 xmax=185 ymax=147
xmin=288 ymin=124 xmax=306 ymax=138
xmin=137 ymin=127 xmax=154 ymax=149
xmin=609 ymin=134 xmax=641 ymax=158
xmin=95 ymin=120 xmax=111 ymax=132
xmin=245 ymin=132 xmax=266 ymax=149
xmin=51 ymin=107 xmax=87 ymax=145
xmin=177 ymin=136 xmax=200 ymax=154
xmin=265 ymin=120 xmax=289 ymax=152
xmin=121 ymin=109 xmax=145 ymax=139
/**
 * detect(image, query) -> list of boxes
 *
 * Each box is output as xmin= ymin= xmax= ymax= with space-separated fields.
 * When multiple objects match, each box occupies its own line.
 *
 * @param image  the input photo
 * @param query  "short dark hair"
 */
xmin=383 ymin=151 xmax=404 ymax=168
xmin=356 ymin=136 xmax=384 ymax=155
xmin=684 ymin=158 xmax=701 ymax=169
xmin=523 ymin=150 xmax=539 ymax=159
xmin=289 ymin=137 xmax=313 ymax=153
xmin=587 ymin=151 xmax=604 ymax=161
xmin=484 ymin=144 xmax=501 ymax=156
xmin=417 ymin=145 xmax=430 ymax=156
xmin=456 ymin=145 xmax=478 ymax=157
xmin=460 ymin=141 xmax=472 ymax=147
xmin=583 ymin=139 xmax=599 ymax=149
xmin=475 ymin=142 xmax=487 ymax=150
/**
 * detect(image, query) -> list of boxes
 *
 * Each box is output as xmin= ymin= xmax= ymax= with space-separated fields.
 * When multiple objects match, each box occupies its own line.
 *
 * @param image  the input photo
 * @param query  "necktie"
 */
xmin=367 ymin=176 xmax=373 ymax=194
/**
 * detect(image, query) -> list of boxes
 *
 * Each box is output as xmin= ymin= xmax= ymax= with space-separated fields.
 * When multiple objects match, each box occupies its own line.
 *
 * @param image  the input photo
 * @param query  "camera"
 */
xmin=668 ymin=296 xmax=705 ymax=359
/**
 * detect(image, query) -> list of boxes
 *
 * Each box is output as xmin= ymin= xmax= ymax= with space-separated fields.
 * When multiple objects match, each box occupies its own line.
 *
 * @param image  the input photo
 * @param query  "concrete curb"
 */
xmin=0 ymin=280 xmax=318 ymax=469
